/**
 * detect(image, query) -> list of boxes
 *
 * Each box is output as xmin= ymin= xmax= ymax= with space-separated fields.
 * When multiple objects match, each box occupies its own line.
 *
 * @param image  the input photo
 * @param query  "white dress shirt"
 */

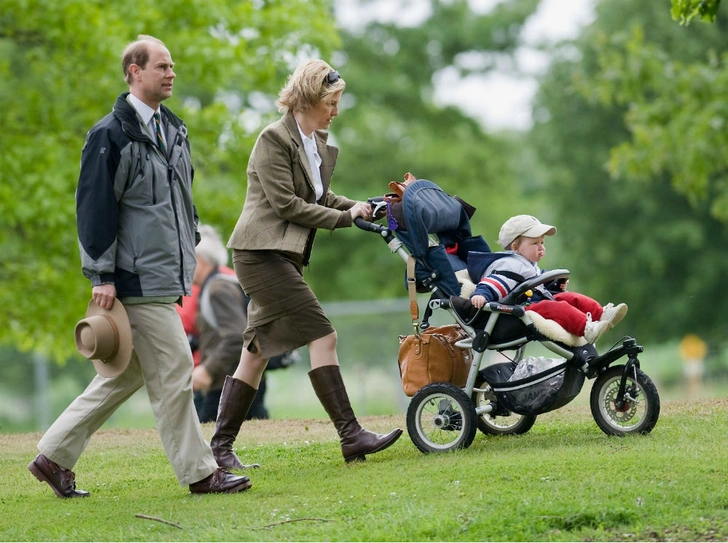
xmin=297 ymin=123 xmax=324 ymax=202
xmin=127 ymin=93 xmax=166 ymax=149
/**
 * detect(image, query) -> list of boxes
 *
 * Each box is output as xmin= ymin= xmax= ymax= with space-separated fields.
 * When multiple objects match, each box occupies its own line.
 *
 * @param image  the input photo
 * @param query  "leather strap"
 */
xmin=406 ymin=256 xmax=420 ymax=335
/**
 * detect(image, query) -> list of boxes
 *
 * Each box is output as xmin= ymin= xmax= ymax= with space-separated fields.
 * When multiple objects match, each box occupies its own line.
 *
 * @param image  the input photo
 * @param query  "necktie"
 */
xmin=153 ymin=112 xmax=166 ymax=152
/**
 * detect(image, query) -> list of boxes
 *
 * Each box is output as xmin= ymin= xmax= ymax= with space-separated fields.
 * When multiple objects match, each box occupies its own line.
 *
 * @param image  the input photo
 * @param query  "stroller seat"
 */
xmin=449 ymin=295 xmax=530 ymax=344
xmin=454 ymin=269 xmax=587 ymax=347
xmin=388 ymin=178 xmax=585 ymax=348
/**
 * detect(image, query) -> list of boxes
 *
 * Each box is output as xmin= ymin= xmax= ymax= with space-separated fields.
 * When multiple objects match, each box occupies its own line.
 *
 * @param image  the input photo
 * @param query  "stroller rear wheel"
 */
xmin=407 ymin=382 xmax=477 ymax=453
xmin=590 ymin=364 xmax=660 ymax=436
xmin=472 ymin=377 xmax=537 ymax=436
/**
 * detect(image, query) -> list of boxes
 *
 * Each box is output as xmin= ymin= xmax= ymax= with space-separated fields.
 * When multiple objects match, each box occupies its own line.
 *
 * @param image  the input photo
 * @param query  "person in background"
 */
xmin=27 ymin=35 xmax=249 ymax=497
xmin=210 ymin=59 xmax=403 ymax=470
xmin=177 ymin=283 xmax=202 ymax=367
xmin=189 ymin=225 xmax=298 ymax=424
xmin=469 ymin=215 xmax=628 ymax=343
xmin=177 ymin=258 xmax=230 ymax=417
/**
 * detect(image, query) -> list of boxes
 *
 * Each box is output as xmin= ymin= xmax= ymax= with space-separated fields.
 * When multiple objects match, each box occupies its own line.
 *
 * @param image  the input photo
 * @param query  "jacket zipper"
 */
xmin=166 ymin=133 xmax=187 ymax=293
xmin=147 ymin=152 xmax=157 ymax=205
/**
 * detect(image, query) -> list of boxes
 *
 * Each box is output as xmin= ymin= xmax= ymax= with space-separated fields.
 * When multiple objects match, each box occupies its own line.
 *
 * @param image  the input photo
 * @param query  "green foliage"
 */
xmin=529 ymin=0 xmax=728 ymax=344
xmin=579 ymin=27 xmax=728 ymax=222
xmin=4 ymin=399 xmax=728 ymax=541
xmin=0 ymin=0 xmax=548 ymax=361
xmin=671 ymin=0 xmax=722 ymax=24
xmin=0 ymin=0 xmax=338 ymax=361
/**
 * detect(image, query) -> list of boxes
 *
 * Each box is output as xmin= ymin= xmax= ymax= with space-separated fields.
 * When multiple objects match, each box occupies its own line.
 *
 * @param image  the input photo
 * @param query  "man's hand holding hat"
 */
xmin=92 ymin=283 xmax=117 ymax=310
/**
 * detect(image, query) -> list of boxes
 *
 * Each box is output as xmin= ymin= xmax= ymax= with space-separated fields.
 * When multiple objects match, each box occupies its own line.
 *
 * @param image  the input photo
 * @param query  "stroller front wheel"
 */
xmin=407 ymin=382 xmax=477 ymax=454
xmin=590 ymin=365 xmax=660 ymax=436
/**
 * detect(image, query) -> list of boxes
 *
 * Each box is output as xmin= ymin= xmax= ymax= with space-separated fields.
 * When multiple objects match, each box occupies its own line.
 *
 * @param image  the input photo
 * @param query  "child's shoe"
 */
xmin=601 ymin=303 xmax=628 ymax=329
xmin=584 ymin=313 xmax=610 ymax=344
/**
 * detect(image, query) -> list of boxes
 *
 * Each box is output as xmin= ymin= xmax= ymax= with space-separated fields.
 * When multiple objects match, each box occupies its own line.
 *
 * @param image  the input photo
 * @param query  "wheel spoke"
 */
xmin=471 ymin=382 xmax=536 ymax=436
xmin=590 ymin=365 xmax=660 ymax=436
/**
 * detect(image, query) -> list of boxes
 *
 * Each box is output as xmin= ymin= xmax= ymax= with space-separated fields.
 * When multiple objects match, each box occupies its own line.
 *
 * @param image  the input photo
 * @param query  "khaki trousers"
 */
xmin=38 ymin=302 xmax=217 ymax=486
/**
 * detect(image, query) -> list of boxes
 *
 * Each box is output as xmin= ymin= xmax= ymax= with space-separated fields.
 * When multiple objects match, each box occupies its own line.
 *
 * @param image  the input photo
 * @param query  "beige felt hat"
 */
xmin=74 ymin=299 xmax=132 ymax=378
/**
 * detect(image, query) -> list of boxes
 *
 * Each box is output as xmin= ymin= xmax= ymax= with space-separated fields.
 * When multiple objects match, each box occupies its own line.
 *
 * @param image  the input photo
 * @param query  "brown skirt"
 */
xmin=232 ymin=249 xmax=334 ymax=359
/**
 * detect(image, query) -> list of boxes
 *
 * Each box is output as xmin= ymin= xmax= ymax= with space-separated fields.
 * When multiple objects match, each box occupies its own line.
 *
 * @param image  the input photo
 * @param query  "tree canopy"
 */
xmin=581 ymin=25 xmax=728 ymax=223
xmin=0 ymin=0 xmax=338 ymax=360
xmin=671 ymin=0 xmax=722 ymax=24
xmin=529 ymin=0 xmax=728 ymax=344
xmin=7 ymin=0 xmax=728 ymax=361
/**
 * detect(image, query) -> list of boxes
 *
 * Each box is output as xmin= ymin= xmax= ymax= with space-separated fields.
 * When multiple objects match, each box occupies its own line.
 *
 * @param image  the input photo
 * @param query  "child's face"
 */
xmin=513 ymin=235 xmax=545 ymax=263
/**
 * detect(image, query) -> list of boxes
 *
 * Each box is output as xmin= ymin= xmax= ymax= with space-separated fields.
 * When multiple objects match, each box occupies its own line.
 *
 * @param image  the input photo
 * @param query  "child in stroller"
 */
xmin=355 ymin=176 xmax=660 ymax=454
xmin=468 ymin=214 xmax=628 ymax=344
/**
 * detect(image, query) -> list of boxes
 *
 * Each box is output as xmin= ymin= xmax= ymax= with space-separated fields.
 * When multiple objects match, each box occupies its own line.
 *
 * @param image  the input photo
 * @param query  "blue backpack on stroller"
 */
xmin=356 ymin=177 xmax=660 ymax=454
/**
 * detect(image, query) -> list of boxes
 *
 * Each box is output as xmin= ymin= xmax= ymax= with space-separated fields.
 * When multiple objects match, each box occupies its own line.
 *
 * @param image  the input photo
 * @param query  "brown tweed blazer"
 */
xmin=227 ymin=112 xmax=356 ymax=264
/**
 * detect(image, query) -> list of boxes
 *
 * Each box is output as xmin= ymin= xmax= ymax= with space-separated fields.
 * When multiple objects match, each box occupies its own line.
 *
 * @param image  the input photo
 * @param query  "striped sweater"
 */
xmin=469 ymin=251 xmax=552 ymax=303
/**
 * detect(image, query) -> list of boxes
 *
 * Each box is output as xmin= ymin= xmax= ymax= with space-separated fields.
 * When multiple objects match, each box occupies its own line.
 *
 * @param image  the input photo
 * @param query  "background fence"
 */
xmin=1 ymin=297 xmax=723 ymax=433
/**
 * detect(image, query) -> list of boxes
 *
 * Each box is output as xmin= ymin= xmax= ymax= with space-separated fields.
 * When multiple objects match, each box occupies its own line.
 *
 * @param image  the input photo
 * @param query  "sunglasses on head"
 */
xmin=324 ymin=70 xmax=340 ymax=85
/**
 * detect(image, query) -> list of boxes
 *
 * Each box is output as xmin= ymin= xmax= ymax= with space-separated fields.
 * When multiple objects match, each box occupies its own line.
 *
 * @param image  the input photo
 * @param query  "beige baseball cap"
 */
xmin=498 ymin=215 xmax=557 ymax=248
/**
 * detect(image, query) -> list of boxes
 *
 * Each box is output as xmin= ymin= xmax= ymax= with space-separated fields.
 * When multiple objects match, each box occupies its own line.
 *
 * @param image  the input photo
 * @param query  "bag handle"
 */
xmin=387 ymin=171 xmax=417 ymax=199
xmin=406 ymin=255 xmax=420 ymax=336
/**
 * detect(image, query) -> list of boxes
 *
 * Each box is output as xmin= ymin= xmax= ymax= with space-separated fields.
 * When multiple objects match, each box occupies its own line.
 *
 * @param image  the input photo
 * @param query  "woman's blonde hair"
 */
xmin=276 ymin=59 xmax=346 ymax=114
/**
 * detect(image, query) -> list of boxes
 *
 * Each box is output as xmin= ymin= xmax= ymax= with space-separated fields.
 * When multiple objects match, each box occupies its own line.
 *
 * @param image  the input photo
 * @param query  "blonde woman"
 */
xmin=211 ymin=60 xmax=402 ymax=471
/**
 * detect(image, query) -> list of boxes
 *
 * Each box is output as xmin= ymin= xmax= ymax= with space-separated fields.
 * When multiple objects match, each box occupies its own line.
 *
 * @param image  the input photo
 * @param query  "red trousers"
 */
xmin=528 ymin=292 xmax=603 ymax=336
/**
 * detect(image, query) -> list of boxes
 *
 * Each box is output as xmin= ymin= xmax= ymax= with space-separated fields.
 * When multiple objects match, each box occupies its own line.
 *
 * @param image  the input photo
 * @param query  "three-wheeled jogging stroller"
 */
xmin=355 ymin=178 xmax=660 ymax=453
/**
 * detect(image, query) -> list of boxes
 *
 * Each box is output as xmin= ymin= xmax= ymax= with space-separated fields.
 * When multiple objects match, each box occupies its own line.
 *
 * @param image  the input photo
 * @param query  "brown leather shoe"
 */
xmin=189 ymin=468 xmax=252 ymax=494
xmin=28 ymin=454 xmax=90 ymax=499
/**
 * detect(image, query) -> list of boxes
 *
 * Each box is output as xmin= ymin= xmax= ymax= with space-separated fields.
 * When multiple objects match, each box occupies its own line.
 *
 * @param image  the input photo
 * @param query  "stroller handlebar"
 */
xmin=354 ymin=216 xmax=388 ymax=234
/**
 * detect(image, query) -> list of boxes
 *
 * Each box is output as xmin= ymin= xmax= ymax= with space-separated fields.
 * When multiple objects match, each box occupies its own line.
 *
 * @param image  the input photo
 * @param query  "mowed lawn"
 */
xmin=1 ymin=398 xmax=727 ymax=541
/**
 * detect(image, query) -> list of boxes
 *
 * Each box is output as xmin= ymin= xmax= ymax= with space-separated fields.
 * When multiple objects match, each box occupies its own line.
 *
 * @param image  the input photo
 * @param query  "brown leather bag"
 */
xmin=384 ymin=172 xmax=417 ymax=230
xmin=397 ymin=324 xmax=472 ymax=397
xmin=387 ymin=171 xmax=417 ymax=200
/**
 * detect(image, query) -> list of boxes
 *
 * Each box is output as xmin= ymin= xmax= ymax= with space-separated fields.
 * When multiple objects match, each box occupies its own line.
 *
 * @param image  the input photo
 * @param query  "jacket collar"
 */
xmin=282 ymin=111 xmax=330 ymax=148
xmin=282 ymin=111 xmax=331 ymax=198
xmin=113 ymin=92 xmax=185 ymax=142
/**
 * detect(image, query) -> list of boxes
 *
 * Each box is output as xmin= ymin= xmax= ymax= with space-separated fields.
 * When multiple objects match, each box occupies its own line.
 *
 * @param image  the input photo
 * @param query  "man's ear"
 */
xmin=129 ymin=64 xmax=141 ymax=81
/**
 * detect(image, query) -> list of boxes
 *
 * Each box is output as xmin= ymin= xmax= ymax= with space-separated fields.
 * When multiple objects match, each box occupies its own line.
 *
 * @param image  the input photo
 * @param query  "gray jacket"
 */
xmin=76 ymin=92 xmax=198 ymax=297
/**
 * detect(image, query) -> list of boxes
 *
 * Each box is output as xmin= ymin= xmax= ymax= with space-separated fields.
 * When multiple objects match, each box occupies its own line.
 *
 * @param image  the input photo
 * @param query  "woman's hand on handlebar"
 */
xmin=349 ymin=201 xmax=372 ymax=220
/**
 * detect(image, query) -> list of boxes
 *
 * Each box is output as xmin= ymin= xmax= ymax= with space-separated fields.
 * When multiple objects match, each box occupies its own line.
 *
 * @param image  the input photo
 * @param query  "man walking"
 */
xmin=27 ymin=35 xmax=250 ymax=497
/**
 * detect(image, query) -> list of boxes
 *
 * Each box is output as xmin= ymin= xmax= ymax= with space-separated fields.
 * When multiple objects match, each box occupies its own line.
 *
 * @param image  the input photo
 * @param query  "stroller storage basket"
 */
xmin=481 ymin=360 xmax=585 ymax=416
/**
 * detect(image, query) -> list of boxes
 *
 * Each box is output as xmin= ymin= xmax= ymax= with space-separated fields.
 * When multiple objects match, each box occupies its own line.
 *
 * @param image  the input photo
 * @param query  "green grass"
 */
xmin=2 ymin=398 xmax=728 ymax=541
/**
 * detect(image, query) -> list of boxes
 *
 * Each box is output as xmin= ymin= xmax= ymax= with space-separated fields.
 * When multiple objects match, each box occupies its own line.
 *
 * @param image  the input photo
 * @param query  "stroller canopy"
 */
xmin=393 ymin=179 xmax=490 ymax=297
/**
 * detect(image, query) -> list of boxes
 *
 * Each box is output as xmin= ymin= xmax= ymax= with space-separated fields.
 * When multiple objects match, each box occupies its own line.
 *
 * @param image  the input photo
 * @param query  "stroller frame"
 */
xmin=355 ymin=181 xmax=660 ymax=453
